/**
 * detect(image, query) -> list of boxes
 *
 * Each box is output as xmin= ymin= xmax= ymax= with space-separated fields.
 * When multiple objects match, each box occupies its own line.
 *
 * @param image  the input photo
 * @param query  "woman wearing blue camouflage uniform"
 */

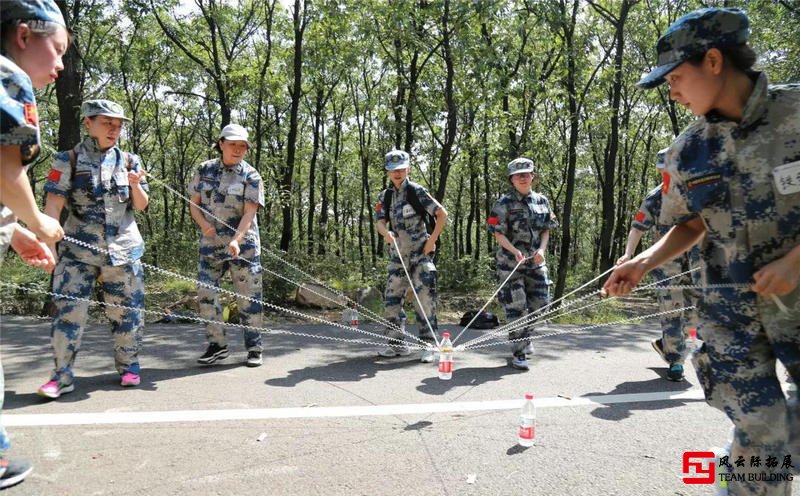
xmin=487 ymin=158 xmax=558 ymax=371
xmin=189 ymin=124 xmax=264 ymax=368
xmin=0 ymin=0 xmax=67 ymax=486
xmin=375 ymin=149 xmax=448 ymax=363
xmin=604 ymin=7 xmax=800 ymax=495
xmin=41 ymin=99 xmax=149 ymax=398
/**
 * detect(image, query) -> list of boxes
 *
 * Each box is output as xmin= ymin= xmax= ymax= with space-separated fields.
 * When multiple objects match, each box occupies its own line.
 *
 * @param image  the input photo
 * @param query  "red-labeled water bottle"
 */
xmin=518 ymin=394 xmax=536 ymax=447
xmin=438 ymin=332 xmax=453 ymax=380
xmin=349 ymin=306 xmax=359 ymax=327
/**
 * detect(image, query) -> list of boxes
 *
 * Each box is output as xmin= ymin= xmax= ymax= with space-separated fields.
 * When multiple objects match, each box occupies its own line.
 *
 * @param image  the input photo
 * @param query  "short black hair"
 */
xmin=686 ymin=43 xmax=757 ymax=72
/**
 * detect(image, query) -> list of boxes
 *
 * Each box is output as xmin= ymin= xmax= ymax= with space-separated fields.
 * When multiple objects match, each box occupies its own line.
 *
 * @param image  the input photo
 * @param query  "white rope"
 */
xmin=390 ymin=236 xmax=438 ymax=349
xmin=59 ymin=235 xmax=427 ymax=348
xmin=0 ymin=281 xmax=405 ymax=348
xmin=147 ymin=173 xmax=398 ymax=331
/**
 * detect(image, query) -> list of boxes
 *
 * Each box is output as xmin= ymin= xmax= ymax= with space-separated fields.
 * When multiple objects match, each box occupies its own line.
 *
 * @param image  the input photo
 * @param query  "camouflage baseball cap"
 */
xmin=0 ymin=0 xmax=66 ymax=26
xmin=507 ymin=157 xmax=534 ymax=176
xmin=81 ymin=99 xmax=131 ymax=122
xmin=384 ymin=149 xmax=410 ymax=171
xmin=637 ymin=7 xmax=750 ymax=89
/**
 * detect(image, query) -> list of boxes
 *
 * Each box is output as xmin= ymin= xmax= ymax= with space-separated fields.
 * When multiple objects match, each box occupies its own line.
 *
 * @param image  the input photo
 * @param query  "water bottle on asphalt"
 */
xmin=518 ymin=394 xmax=536 ymax=447
xmin=438 ymin=332 xmax=453 ymax=380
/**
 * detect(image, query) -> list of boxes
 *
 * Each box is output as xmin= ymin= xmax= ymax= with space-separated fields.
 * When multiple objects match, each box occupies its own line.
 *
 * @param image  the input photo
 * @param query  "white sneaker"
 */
xmin=420 ymin=347 xmax=436 ymax=363
xmin=378 ymin=345 xmax=411 ymax=357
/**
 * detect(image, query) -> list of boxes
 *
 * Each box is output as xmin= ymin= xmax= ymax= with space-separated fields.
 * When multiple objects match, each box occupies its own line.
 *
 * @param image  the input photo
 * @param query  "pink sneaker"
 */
xmin=37 ymin=379 xmax=75 ymax=399
xmin=120 ymin=372 xmax=140 ymax=387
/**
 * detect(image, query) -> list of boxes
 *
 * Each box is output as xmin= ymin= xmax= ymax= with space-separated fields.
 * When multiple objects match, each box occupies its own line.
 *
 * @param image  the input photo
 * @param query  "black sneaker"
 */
xmin=246 ymin=351 xmax=263 ymax=367
xmin=0 ymin=458 xmax=33 ymax=489
xmin=666 ymin=363 xmax=685 ymax=382
xmin=198 ymin=343 xmax=229 ymax=364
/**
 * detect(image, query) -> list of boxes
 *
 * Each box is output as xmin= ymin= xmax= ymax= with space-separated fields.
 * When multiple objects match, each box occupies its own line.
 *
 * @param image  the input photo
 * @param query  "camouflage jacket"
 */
xmin=487 ymin=190 xmax=558 ymax=265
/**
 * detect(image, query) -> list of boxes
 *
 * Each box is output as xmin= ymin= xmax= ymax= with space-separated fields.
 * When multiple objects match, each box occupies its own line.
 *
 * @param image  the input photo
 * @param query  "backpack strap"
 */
xmin=383 ymin=188 xmax=394 ymax=232
xmin=67 ymin=148 xmax=77 ymax=174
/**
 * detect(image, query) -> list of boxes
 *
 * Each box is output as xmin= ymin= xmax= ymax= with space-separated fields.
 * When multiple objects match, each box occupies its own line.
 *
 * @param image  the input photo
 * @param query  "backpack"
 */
xmin=459 ymin=310 xmax=500 ymax=329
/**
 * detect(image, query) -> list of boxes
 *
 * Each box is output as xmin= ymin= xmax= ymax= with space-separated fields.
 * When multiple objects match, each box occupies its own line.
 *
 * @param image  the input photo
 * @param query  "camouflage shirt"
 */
xmin=0 ymin=55 xmax=41 ymax=254
xmin=376 ymin=178 xmax=442 ymax=256
xmin=487 ymin=190 xmax=559 ymax=264
xmin=188 ymin=158 xmax=264 ymax=259
xmin=660 ymin=72 xmax=800 ymax=323
xmin=44 ymin=136 xmax=149 ymax=266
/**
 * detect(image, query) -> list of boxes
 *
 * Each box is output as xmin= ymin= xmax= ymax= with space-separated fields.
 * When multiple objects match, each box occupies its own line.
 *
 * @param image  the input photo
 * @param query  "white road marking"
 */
xmin=4 ymin=389 xmax=705 ymax=427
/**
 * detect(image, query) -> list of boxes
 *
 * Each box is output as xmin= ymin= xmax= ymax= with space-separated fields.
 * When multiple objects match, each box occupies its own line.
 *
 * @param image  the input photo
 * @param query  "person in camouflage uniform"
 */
xmin=618 ymin=150 xmax=701 ymax=382
xmin=0 ymin=0 xmax=68 ymax=487
xmin=487 ymin=158 xmax=558 ymax=371
xmin=603 ymin=7 xmax=800 ymax=495
xmin=41 ymin=99 xmax=149 ymax=398
xmin=375 ymin=149 xmax=448 ymax=363
xmin=189 ymin=124 xmax=265 ymax=368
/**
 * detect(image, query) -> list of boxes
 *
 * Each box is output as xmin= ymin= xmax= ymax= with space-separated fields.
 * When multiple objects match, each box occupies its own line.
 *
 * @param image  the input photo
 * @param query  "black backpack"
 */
xmin=459 ymin=310 xmax=500 ymax=329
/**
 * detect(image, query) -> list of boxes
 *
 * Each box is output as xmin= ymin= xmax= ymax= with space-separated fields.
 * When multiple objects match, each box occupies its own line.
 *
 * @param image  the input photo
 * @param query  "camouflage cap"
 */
xmin=0 ymin=0 xmax=66 ymax=27
xmin=81 ymin=99 xmax=131 ymax=122
xmin=507 ymin=157 xmax=534 ymax=176
xmin=384 ymin=149 xmax=410 ymax=171
xmin=637 ymin=7 xmax=750 ymax=89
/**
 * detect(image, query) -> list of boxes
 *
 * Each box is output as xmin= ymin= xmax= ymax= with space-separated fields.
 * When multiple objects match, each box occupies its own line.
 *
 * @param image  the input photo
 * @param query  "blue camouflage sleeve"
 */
xmin=660 ymin=144 xmax=698 ymax=227
xmin=415 ymin=185 xmax=442 ymax=217
xmin=631 ymin=190 xmax=658 ymax=232
xmin=541 ymin=196 xmax=559 ymax=230
xmin=43 ymin=151 xmax=73 ymax=197
xmin=376 ymin=189 xmax=387 ymax=222
xmin=0 ymin=71 xmax=39 ymax=148
xmin=188 ymin=166 xmax=203 ymax=197
xmin=244 ymin=170 xmax=265 ymax=207
xmin=487 ymin=198 xmax=507 ymax=234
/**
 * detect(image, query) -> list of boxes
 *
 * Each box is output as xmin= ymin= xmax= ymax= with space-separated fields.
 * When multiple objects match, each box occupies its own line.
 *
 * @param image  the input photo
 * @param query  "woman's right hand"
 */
xmin=30 ymin=212 xmax=64 ymax=245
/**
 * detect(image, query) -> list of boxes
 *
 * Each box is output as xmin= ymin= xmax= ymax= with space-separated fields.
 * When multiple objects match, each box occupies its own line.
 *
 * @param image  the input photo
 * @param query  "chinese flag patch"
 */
xmin=47 ymin=169 xmax=62 ymax=182
xmin=24 ymin=103 xmax=39 ymax=126
xmin=487 ymin=216 xmax=499 ymax=226
xmin=376 ymin=202 xmax=383 ymax=213
xmin=635 ymin=211 xmax=646 ymax=223
xmin=661 ymin=171 xmax=671 ymax=193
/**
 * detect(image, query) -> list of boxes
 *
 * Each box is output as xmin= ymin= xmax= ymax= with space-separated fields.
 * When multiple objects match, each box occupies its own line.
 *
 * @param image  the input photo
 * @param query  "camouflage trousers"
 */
xmin=197 ymin=255 xmax=263 ymax=350
xmin=497 ymin=263 xmax=550 ymax=357
xmin=50 ymin=258 xmax=145 ymax=383
xmin=692 ymin=290 xmax=800 ymax=496
xmin=383 ymin=254 xmax=437 ymax=346
xmin=651 ymin=257 xmax=699 ymax=365
xmin=0 ymin=230 xmax=11 ymax=452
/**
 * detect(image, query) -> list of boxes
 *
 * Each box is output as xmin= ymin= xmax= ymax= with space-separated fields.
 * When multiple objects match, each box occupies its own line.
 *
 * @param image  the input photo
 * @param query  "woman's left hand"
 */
xmin=532 ymin=249 xmax=545 ymax=265
xmin=423 ymin=238 xmax=436 ymax=256
xmin=753 ymin=253 xmax=800 ymax=296
xmin=128 ymin=170 xmax=146 ymax=185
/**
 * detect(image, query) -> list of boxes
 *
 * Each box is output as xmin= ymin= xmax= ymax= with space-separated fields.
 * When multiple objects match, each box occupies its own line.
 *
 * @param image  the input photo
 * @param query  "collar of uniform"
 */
xmin=512 ymin=189 xmax=533 ymax=202
xmin=81 ymin=135 xmax=113 ymax=156
xmin=219 ymin=159 xmax=243 ymax=174
xmin=738 ymin=71 xmax=768 ymax=129
xmin=391 ymin=177 xmax=410 ymax=192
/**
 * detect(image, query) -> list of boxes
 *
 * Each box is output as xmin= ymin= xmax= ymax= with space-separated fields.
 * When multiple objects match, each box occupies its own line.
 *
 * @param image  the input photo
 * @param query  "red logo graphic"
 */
xmin=634 ymin=211 xmax=646 ymax=223
xmin=683 ymin=451 xmax=715 ymax=484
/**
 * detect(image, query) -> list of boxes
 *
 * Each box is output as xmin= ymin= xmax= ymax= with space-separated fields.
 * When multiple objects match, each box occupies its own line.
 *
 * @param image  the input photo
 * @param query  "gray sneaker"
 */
xmin=378 ymin=345 xmax=411 ymax=357
xmin=0 ymin=458 xmax=33 ymax=489
xmin=420 ymin=347 xmax=436 ymax=363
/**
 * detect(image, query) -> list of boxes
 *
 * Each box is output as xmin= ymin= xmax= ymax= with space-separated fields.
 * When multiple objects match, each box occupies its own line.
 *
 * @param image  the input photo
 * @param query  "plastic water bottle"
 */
xmin=518 ymin=394 xmax=536 ymax=447
xmin=349 ymin=307 xmax=359 ymax=327
xmin=438 ymin=332 xmax=453 ymax=380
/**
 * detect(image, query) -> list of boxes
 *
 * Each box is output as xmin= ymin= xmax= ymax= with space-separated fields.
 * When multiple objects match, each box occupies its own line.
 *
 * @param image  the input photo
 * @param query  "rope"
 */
xmin=0 ymin=281 xmax=407 ymax=348
xmin=390 ymin=236 xmax=438 ymax=349
xmin=146 ymin=173 xmax=398 ymax=331
xmin=59 ymin=235 xmax=427 ymax=348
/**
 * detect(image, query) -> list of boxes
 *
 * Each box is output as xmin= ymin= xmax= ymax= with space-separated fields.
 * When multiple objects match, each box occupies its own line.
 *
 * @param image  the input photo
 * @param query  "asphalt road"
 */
xmin=0 ymin=315 xmax=795 ymax=495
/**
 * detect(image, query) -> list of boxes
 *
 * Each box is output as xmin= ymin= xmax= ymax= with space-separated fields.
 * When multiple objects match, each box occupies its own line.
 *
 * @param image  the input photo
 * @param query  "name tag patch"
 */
xmin=687 ymin=173 xmax=721 ymax=190
xmin=773 ymin=160 xmax=800 ymax=195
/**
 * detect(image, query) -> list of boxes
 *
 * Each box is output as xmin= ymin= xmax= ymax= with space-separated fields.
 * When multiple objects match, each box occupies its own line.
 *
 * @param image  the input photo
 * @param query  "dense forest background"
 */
xmin=5 ymin=0 xmax=800 ymax=311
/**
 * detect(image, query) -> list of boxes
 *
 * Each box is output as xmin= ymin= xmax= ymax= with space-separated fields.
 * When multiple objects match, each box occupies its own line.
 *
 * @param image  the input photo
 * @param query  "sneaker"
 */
xmin=37 ymin=378 xmax=75 ymax=399
xmin=246 ymin=351 xmax=263 ymax=367
xmin=0 ymin=458 xmax=33 ymax=489
xmin=510 ymin=355 xmax=530 ymax=371
xmin=523 ymin=342 xmax=534 ymax=356
xmin=666 ymin=363 xmax=685 ymax=382
xmin=377 ymin=345 xmax=411 ymax=357
xmin=420 ymin=347 xmax=436 ymax=363
xmin=120 ymin=372 xmax=141 ymax=387
xmin=197 ymin=343 xmax=229 ymax=364
xmin=650 ymin=338 xmax=667 ymax=363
